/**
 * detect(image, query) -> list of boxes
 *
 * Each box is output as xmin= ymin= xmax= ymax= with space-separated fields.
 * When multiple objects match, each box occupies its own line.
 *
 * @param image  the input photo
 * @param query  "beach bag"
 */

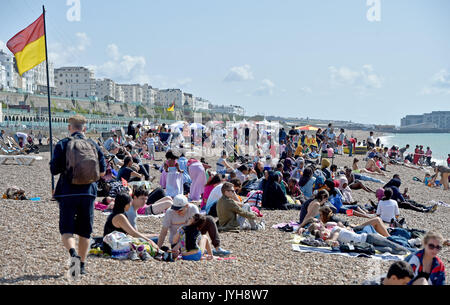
xmin=340 ymin=242 xmax=375 ymax=255
xmin=3 ymin=187 xmax=27 ymax=200
xmin=245 ymin=190 xmax=263 ymax=207
xmin=103 ymin=231 xmax=133 ymax=259
xmin=66 ymin=137 xmax=100 ymax=185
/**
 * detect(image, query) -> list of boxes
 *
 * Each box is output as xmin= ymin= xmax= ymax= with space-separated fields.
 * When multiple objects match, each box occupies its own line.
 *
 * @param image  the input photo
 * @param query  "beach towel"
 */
xmin=288 ymin=234 xmax=408 ymax=261
xmin=427 ymin=200 xmax=450 ymax=208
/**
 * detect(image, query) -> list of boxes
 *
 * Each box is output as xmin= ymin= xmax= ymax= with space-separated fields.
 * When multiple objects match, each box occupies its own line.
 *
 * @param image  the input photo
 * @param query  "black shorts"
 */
xmin=58 ymin=196 xmax=95 ymax=238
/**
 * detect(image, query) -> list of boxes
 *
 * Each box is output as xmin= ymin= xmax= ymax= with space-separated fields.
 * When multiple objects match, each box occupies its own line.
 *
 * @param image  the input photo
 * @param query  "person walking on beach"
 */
xmin=50 ymin=114 xmax=106 ymax=277
xmin=425 ymin=147 xmax=432 ymax=166
xmin=399 ymin=144 xmax=410 ymax=161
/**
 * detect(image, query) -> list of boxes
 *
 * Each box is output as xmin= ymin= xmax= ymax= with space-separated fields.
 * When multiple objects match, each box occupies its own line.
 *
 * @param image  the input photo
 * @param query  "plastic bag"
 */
xmin=103 ymin=231 xmax=133 ymax=259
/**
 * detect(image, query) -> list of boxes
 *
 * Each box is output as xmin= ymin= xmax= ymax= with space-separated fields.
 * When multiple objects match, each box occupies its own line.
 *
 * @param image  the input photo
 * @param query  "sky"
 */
xmin=0 ymin=0 xmax=449 ymax=126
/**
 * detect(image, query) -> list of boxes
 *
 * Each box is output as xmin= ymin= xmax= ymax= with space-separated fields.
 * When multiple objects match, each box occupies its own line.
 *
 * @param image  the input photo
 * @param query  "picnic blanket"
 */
xmin=288 ymin=234 xmax=408 ymax=261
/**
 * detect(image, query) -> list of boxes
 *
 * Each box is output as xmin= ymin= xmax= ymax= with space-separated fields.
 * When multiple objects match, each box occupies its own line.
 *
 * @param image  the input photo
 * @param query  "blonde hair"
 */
xmin=422 ymin=231 xmax=444 ymax=247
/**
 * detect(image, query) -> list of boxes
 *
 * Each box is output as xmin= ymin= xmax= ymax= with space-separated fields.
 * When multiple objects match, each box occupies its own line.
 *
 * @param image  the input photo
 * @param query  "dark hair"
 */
xmin=221 ymin=182 xmax=234 ymax=195
xmin=123 ymin=156 xmax=133 ymax=167
xmin=330 ymin=165 xmax=338 ymax=172
xmin=206 ymin=174 xmax=222 ymax=186
xmin=237 ymin=164 xmax=248 ymax=172
xmin=229 ymin=178 xmax=242 ymax=188
xmin=189 ymin=213 xmax=207 ymax=228
xmin=386 ymin=261 xmax=414 ymax=280
xmin=112 ymin=192 xmax=132 ymax=214
xmin=299 ymin=167 xmax=313 ymax=187
xmin=165 ymin=150 xmax=178 ymax=160
xmin=133 ymin=185 xmax=149 ymax=198
xmin=383 ymin=188 xmax=393 ymax=200
xmin=319 ymin=206 xmax=334 ymax=222
xmin=315 ymin=189 xmax=329 ymax=201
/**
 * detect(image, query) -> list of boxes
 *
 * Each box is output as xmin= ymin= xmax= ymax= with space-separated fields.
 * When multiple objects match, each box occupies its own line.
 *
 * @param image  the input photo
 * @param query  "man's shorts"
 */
xmin=58 ymin=196 xmax=95 ymax=238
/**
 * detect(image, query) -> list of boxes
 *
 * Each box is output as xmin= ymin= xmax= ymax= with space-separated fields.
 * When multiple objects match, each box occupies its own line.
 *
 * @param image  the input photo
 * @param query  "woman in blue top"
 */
xmin=299 ymin=167 xmax=316 ymax=199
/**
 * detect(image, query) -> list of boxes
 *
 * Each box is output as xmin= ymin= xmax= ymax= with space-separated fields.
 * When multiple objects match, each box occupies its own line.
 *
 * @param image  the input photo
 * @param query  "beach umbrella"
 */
xmin=295 ymin=125 xmax=319 ymax=131
xmin=170 ymin=121 xmax=186 ymax=130
xmin=190 ymin=122 xmax=206 ymax=129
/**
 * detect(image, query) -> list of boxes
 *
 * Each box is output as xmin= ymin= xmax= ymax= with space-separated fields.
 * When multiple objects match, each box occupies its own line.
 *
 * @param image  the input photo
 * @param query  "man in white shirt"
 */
xmin=376 ymin=188 xmax=400 ymax=223
xmin=157 ymin=194 xmax=231 ymax=256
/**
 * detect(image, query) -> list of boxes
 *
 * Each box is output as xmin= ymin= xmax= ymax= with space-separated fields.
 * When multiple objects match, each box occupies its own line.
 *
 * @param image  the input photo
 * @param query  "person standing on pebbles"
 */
xmin=50 ymin=114 xmax=106 ymax=277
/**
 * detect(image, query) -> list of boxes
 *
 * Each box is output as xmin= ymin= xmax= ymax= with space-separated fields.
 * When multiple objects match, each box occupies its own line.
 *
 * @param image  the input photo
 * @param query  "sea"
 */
xmin=378 ymin=133 xmax=450 ymax=165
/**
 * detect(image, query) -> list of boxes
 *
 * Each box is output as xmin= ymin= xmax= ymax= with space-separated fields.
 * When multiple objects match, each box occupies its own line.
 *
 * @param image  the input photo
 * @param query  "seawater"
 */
xmin=379 ymin=133 xmax=450 ymax=165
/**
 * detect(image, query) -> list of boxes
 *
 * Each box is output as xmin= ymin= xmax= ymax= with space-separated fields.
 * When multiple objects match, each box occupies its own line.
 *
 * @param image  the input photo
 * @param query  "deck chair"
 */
xmin=0 ymin=155 xmax=43 ymax=165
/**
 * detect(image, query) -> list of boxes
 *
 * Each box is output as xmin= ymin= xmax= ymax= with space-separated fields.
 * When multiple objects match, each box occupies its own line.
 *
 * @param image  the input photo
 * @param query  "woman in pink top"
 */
xmin=200 ymin=174 xmax=222 ymax=210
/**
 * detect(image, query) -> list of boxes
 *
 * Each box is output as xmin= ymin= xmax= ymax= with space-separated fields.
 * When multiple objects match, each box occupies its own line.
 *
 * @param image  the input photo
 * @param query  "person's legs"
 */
xmin=198 ymin=216 xmax=221 ymax=249
xmin=366 ymin=233 xmax=407 ymax=254
xmin=138 ymin=164 xmax=150 ymax=180
xmin=147 ymin=188 xmax=166 ymax=205
xmin=147 ymin=197 xmax=173 ymax=214
xmin=357 ymin=217 xmax=390 ymax=237
xmin=442 ymin=172 xmax=449 ymax=190
xmin=398 ymin=201 xmax=428 ymax=213
xmin=74 ymin=197 xmax=95 ymax=265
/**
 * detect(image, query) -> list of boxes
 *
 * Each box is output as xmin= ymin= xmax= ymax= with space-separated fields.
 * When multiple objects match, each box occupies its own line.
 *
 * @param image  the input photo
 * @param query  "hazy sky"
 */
xmin=1 ymin=0 xmax=449 ymax=125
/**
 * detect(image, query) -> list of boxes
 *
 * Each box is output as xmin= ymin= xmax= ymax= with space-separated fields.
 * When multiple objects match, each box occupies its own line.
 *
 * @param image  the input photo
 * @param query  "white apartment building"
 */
xmin=118 ymin=84 xmax=143 ymax=103
xmin=32 ymin=61 xmax=55 ymax=94
xmin=54 ymin=67 xmax=96 ymax=98
xmin=0 ymin=65 xmax=6 ymax=90
xmin=193 ymin=96 xmax=210 ymax=111
xmin=96 ymin=78 xmax=116 ymax=101
xmin=115 ymin=85 xmax=124 ymax=102
xmin=183 ymin=93 xmax=194 ymax=107
xmin=141 ymin=84 xmax=157 ymax=106
xmin=0 ymin=50 xmax=15 ymax=90
xmin=157 ymin=89 xmax=183 ymax=107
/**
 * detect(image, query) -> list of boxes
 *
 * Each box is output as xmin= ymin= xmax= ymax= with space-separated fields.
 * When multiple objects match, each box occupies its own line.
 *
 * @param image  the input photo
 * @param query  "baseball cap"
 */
xmin=171 ymin=194 xmax=188 ymax=210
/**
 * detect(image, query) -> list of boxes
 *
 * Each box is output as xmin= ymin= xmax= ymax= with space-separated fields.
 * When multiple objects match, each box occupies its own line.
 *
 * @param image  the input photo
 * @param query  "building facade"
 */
xmin=157 ymin=89 xmax=183 ymax=107
xmin=401 ymin=111 xmax=450 ymax=129
xmin=54 ymin=67 xmax=96 ymax=98
xmin=210 ymin=104 xmax=245 ymax=116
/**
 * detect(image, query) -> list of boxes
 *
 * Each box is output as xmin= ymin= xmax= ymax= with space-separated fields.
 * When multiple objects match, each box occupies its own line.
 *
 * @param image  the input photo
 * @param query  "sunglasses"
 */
xmin=428 ymin=244 xmax=442 ymax=251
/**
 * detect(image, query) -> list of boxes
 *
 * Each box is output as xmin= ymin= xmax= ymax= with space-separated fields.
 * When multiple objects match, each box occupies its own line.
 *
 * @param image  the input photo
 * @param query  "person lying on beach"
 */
xmin=317 ymin=206 xmax=389 ymax=237
xmin=171 ymin=214 xmax=214 ymax=261
xmin=365 ymin=156 xmax=386 ymax=176
xmin=344 ymin=168 xmax=377 ymax=193
xmin=352 ymin=158 xmax=383 ymax=176
xmin=405 ymin=231 xmax=446 ymax=285
xmin=383 ymin=176 xmax=438 ymax=213
xmin=362 ymin=261 xmax=415 ymax=285
xmin=306 ymin=221 xmax=408 ymax=255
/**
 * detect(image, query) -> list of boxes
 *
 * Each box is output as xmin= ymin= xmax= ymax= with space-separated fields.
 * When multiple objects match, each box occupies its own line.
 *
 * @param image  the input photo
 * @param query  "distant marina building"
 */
xmin=54 ymin=66 xmax=96 ymax=98
xmin=401 ymin=111 xmax=450 ymax=130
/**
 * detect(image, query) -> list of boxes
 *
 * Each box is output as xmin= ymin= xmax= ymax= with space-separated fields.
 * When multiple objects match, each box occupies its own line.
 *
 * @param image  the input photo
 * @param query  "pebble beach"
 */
xmin=0 ymin=130 xmax=449 ymax=285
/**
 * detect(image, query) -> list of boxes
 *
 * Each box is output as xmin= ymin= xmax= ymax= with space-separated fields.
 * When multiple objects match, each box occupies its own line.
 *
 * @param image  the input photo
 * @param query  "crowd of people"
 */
xmin=46 ymin=115 xmax=448 ymax=284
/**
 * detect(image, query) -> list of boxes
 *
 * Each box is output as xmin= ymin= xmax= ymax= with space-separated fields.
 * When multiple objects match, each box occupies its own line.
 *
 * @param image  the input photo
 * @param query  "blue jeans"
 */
xmin=348 ymin=145 xmax=353 ymax=156
xmin=354 ymin=174 xmax=383 ymax=184
xmin=365 ymin=233 xmax=407 ymax=255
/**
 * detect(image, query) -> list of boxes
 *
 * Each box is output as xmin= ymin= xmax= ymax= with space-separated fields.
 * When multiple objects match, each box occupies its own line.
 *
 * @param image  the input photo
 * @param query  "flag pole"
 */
xmin=42 ymin=5 xmax=55 ymax=191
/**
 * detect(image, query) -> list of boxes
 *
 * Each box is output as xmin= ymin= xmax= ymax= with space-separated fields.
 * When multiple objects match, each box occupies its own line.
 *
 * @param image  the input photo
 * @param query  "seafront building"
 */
xmin=401 ymin=111 xmax=450 ymax=130
xmin=1 ymin=54 xmax=247 ymax=119
xmin=54 ymin=66 xmax=96 ymax=99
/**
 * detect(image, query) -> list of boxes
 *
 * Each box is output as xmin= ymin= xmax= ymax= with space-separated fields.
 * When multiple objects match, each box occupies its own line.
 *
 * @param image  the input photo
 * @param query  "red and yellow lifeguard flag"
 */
xmin=7 ymin=14 xmax=46 ymax=76
xmin=167 ymin=101 xmax=175 ymax=112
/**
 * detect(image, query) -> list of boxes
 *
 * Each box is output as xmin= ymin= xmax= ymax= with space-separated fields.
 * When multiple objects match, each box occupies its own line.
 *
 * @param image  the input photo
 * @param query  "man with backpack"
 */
xmin=50 ymin=114 xmax=106 ymax=277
